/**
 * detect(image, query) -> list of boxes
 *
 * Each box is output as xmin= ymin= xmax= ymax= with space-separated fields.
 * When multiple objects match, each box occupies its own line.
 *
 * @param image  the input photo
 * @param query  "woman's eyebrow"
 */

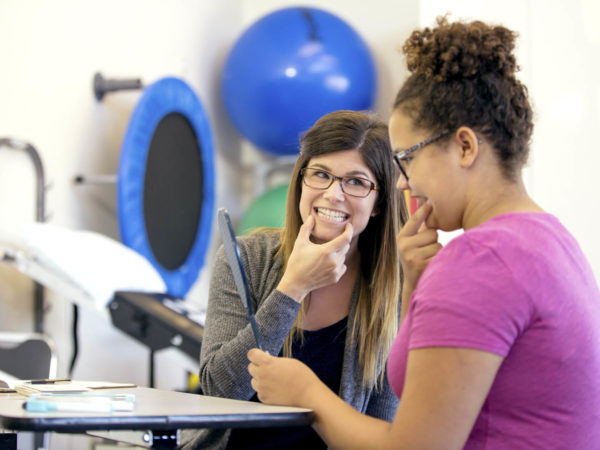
xmin=308 ymin=163 xmax=371 ymax=178
xmin=346 ymin=170 xmax=371 ymax=178
xmin=308 ymin=163 xmax=330 ymax=170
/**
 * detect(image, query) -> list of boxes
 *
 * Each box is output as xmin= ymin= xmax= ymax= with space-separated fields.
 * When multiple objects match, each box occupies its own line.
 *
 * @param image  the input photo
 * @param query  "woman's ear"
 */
xmin=455 ymin=126 xmax=480 ymax=168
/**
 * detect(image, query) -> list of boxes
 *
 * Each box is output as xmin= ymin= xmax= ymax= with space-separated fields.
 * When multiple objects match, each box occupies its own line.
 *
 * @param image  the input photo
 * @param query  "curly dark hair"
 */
xmin=393 ymin=16 xmax=534 ymax=179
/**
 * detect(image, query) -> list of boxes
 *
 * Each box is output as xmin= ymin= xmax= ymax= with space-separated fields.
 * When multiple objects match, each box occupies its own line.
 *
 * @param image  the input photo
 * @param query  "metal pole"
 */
xmin=0 ymin=138 xmax=47 ymax=333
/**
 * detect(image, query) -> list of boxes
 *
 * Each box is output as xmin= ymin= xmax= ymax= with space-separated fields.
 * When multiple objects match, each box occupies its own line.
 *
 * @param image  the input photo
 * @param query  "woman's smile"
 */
xmin=314 ymin=207 xmax=350 ymax=224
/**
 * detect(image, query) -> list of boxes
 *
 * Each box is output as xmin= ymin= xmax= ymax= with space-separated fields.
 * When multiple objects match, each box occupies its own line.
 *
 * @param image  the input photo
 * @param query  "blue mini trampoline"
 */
xmin=117 ymin=77 xmax=215 ymax=298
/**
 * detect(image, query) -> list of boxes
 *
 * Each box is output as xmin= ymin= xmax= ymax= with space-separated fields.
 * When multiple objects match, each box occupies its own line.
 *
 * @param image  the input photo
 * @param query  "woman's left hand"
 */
xmin=247 ymin=349 xmax=320 ymax=408
xmin=397 ymin=203 xmax=441 ymax=294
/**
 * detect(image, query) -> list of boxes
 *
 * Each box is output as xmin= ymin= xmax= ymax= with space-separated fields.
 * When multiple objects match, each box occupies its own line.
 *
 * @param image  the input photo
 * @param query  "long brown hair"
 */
xmin=278 ymin=110 xmax=407 ymax=388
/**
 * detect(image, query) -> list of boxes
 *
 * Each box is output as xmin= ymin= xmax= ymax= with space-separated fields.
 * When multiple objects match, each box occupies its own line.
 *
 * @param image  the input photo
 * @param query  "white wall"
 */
xmin=1 ymin=0 xmax=599 ymax=448
xmin=420 ymin=0 xmax=600 ymax=277
xmin=527 ymin=0 xmax=600 ymax=275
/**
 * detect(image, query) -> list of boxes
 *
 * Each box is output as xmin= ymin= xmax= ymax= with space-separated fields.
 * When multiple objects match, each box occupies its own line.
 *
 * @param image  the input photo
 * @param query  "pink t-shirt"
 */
xmin=388 ymin=213 xmax=600 ymax=448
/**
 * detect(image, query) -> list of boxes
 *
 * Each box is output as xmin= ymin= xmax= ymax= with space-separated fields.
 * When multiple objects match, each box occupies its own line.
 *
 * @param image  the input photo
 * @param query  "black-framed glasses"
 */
xmin=393 ymin=130 xmax=452 ymax=181
xmin=300 ymin=167 xmax=379 ymax=198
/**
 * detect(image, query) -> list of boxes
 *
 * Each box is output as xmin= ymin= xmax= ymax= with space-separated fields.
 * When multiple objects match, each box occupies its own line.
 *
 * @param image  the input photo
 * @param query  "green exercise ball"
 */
xmin=238 ymin=184 xmax=289 ymax=234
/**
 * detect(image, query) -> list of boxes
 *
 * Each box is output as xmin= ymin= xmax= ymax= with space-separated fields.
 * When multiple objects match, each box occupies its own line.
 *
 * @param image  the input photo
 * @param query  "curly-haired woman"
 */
xmin=248 ymin=17 xmax=600 ymax=449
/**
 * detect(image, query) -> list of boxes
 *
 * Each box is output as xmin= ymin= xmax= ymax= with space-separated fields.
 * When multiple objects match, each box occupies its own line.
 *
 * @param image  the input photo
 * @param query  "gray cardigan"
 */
xmin=181 ymin=231 xmax=398 ymax=449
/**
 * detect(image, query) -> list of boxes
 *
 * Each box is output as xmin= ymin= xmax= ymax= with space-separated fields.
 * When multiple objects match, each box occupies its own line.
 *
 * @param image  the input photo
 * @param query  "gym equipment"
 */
xmin=222 ymin=7 xmax=376 ymax=156
xmin=0 ymin=139 xmax=46 ymax=333
xmin=0 ymin=332 xmax=56 ymax=380
xmin=83 ymin=73 xmax=216 ymax=298
xmin=112 ymin=75 xmax=214 ymax=384
xmin=117 ymin=76 xmax=215 ymax=298
xmin=238 ymin=184 xmax=288 ymax=234
xmin=2 ymin=74 xmax=214 ymax=387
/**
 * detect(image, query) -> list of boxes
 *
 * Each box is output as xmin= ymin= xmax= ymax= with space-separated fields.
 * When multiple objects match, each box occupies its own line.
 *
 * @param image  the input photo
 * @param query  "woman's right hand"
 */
xmin=276 ymin=215 xmax=353 ymax=303
xmin=397 ymin=202 xmax=442 ymax=305
xmin=248 ymin=349 xmax=321 ymax=407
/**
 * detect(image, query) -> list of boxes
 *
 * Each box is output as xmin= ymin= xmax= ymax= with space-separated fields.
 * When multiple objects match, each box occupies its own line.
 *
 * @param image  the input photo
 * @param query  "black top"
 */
xmin=226 ymin=316 xmax=348 ymax=450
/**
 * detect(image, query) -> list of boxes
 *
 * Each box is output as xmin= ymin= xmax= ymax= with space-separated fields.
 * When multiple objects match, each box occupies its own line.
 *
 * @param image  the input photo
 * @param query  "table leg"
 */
xmin=0 ymin=432 xmax=17 ymax=450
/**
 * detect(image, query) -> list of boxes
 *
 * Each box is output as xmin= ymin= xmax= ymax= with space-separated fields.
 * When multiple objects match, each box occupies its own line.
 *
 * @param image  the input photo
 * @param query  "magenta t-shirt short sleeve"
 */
xmin=388 ymin=213 xmax=600 ymax=448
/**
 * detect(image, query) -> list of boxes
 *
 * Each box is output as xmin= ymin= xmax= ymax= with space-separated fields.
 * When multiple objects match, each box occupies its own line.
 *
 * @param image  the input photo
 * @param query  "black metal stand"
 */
xmin=108 ymin=291 xmax=204 ymax=389
xmin=149 ymin=349 xmax=155 ymax=388
xmin=150 ymin=430 xmax=179 ymax=449
xmin=0 ymin=433 xmax=16 ymax=450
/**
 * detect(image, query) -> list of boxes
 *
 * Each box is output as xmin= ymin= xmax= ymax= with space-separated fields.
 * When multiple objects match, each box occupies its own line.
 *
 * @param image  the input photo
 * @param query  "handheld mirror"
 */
xmin=217 ymin=208 xmax=264 ymax=350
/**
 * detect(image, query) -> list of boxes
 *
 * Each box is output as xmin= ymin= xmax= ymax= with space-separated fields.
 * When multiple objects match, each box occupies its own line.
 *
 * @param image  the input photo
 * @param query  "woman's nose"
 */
xmin=323 ymin=179 xmax=345 ymax=200
xmin=396 ymin=173 xmax=409 ymax=191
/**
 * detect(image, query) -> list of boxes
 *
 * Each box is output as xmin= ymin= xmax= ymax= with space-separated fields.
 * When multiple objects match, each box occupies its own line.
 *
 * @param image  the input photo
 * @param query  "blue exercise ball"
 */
xmin=222 ymin=7 xmax=376 ymax=156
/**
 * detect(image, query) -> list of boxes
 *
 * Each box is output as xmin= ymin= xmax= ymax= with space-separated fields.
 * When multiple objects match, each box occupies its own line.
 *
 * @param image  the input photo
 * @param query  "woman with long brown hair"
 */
xmin=187 ymin=109 xmax=406 ymax=449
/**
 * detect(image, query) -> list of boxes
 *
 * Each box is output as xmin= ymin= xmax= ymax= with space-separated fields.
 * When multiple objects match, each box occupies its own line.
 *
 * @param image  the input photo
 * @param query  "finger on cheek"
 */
xmin=305 ymin=215 xmax=314 ymax=229
xmin=407 ymin=203 xmax=432 ymax=234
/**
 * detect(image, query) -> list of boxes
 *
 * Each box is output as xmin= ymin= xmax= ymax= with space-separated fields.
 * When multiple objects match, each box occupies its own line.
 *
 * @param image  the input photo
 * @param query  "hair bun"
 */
xmin=403 ymin=16 xmax=519 ymax=82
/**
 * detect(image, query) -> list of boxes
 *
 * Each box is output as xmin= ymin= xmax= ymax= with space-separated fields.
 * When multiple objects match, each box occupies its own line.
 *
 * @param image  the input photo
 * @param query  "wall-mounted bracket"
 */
xmin=93 ymin=72 xmax=143 ymax=101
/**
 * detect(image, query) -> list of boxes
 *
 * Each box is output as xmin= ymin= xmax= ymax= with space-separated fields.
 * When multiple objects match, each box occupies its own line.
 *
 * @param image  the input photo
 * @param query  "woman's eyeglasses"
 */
xmin=393 ymin=130 xmax=451 ymax=181
xmin=300 ymin=167 xmax=379 ymax=198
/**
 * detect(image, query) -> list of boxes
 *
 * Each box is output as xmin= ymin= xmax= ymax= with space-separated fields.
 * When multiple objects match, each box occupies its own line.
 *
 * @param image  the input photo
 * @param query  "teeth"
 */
xmin=316 ymin=208 xmax=348 ymax=222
